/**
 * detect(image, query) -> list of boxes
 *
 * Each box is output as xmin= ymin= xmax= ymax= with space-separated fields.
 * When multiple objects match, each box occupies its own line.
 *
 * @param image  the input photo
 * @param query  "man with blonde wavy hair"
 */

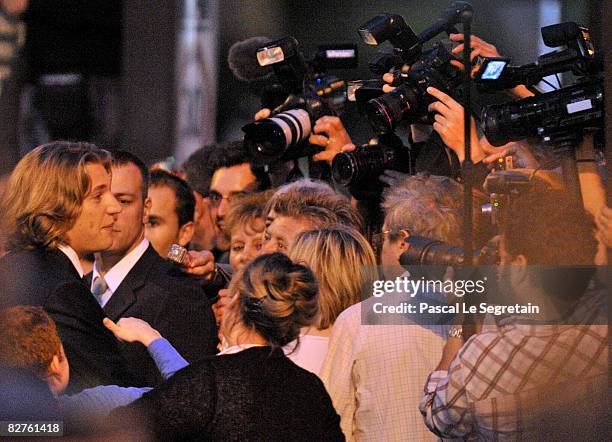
xmin=0 ymin=141 xmax=134 ymax=393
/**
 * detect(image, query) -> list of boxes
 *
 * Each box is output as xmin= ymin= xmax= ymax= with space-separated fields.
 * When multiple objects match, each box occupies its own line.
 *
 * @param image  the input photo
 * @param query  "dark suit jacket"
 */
xmin=95 ymin=244 xmax=217 ymax=387
xmin=0 ymin=248 xmax=133 ymax=394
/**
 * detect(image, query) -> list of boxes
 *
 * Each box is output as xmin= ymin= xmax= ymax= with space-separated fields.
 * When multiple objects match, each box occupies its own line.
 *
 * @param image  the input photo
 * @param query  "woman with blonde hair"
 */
xmin=286 ymin=225 xmax=378 ymax=376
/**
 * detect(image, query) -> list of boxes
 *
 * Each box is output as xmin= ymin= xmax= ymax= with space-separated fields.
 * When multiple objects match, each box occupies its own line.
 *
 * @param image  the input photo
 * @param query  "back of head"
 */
xmin=505 ymin=187 xmax=596 ymax=266
xmin=0 ymin=306 xmax=62 ymax=378
xmin=289 ymin=225 xmax=378 ymax=329
xmin=232 ymin=253 xmax=319 ymax=348
xmin=0 ymin=141 xmax=110 ymax=251
xmin=504 ymin=186 xmax=597 ymax=299
xmin=382 ymin=173 xmax=463 ymax=246
xmin=266 ymin=182 xmax=363 ymax=233
xmin=150 ymin=170 xmax=196 ymax=227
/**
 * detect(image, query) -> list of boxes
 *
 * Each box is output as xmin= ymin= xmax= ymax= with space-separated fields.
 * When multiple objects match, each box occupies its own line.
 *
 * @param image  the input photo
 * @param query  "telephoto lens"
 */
xmin=242 ymin=108 xmax=322 ymax=165
xmin=400 ymin=236 xmax=467 ymax=267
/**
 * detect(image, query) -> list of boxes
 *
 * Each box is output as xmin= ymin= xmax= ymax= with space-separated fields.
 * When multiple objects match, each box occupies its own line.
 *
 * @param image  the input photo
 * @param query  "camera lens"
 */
xmin=243 ymin=108 xmax=312 ymax=163
xmin=331 ymin=152 xmax=358 ymax=185
xmin=400 ymin=236 xmax=466 ymax=266
xmin=364 ymin=85 xmax=417 ymax=133
xmin=481 ymin=102 xmax=522 ymax=147
xmin=331 ymin=145 xmax=409 ymax=187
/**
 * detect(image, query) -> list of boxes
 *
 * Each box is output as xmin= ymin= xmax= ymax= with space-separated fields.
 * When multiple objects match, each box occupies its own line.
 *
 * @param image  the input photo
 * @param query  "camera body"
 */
xmin=242 ymin=37 xmax=357 ymax=165
xmin=331 ymin=137 xmax=412 ymax=199
xmin=364 ymin=42 xmax=462 ymax=134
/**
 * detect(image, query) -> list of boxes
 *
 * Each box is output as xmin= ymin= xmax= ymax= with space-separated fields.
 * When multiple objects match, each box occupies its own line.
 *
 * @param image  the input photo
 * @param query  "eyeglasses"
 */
xmin=208 ymin=191 xmax=248 ymax=208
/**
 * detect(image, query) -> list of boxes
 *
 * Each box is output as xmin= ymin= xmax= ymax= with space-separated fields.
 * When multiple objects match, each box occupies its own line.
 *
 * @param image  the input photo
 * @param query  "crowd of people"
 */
xmin=0 ymin=26 xmax=609 ymax=442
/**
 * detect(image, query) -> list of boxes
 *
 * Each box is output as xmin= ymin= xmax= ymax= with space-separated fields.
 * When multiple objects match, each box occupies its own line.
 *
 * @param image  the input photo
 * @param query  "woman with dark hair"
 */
xmin=112 ymin=253 xmax=344 ymax=441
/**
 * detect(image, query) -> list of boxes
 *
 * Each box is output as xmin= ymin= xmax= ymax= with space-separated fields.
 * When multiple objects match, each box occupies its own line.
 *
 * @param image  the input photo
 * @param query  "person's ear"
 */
xmin=397 ymin=229 xmax=411 ymax=252
xmin=143 ymin=196 xmax=152 ymax=224
xmin=177 ymin=221 xmax=195 ymax=247
xmin=511 ymin=254 xmax=529 ymax=284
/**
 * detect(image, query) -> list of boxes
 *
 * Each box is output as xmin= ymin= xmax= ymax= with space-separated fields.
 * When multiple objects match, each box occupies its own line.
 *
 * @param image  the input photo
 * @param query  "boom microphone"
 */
xmin=417 ymin=1 xmax=473 ymax=43
xmin=228 ymin=36 xmax=275 ymax=82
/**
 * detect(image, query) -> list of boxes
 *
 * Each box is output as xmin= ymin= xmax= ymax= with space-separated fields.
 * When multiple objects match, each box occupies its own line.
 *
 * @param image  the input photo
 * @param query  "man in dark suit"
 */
xmin=90 ymin=151 xmax=217 ymax=386
xmin=0 ymin=141 xmax=133 ymax=393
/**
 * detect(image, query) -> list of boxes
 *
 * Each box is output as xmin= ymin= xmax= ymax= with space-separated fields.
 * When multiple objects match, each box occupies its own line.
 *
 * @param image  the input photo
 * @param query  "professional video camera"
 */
xmin=475 ymin=22 xmax=603 ymax=146
xmin=241 ymin=36 xmax=357 ymax=165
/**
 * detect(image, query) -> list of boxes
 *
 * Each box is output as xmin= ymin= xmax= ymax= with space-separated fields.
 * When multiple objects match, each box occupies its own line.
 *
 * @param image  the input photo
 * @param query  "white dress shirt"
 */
xmin=57 ymin=244 xmax=85 ymax=278
xmin=91 ymin=239 xmax=150 ymax=307
xmin=285 ymin=334 xmax=329 ymax=377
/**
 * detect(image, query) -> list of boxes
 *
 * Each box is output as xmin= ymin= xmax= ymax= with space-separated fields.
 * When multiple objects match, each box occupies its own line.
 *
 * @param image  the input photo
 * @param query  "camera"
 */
xmin=331 ymin=138 xmax=411 ymax=197
xmin=476 ymin=22 xmax=603 ymax=146
xmin=354 ymin=3 xmax=472 ymax=135
xmin=400 ymin=236 xmax=499 ymax=267
xmin=242 ymin=37 xmax=357 ymax=165
xmin=482 ymin=81 xmax=603 ymax=146
xmin=364 ymin=42 xmax=463 ymax=134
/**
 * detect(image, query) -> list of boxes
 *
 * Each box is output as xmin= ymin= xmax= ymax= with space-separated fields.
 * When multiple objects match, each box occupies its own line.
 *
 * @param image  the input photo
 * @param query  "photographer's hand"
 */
xmin=426 ymin=87 xmax=485 ymax=164
xmin=254 ymin=108 xmax=271 ymax=121
xmin=449 ymin=33 xmax=533 ymax=99
xmin=309 ymin=116 xmax=353 ymax=164
xmin=483 ymin=140 xmax=539 ymax=169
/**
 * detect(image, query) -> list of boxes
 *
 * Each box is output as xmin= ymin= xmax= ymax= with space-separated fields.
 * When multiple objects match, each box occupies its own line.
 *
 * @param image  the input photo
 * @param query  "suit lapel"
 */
xmin=102 ymin=245 xmax=158 ymax=321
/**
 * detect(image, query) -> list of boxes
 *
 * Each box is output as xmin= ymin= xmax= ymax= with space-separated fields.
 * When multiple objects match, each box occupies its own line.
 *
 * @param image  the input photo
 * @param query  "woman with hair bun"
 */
xmin=112 ymin=253 xmax=344 ymax=441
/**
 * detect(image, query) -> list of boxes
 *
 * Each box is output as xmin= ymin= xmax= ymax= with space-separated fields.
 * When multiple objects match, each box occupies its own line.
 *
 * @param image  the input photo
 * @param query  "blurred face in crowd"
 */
xmin=46 ymin=344 xmax=70 ymax=395
xmin=230 ymin=217 xmax=265 ymax=271
xmin=64 ymin=163 xmax=121 ymax=257
xmin=261 ymin=212 xmax=314 ymax=255
xmin=101 ymin=163 xmax=150 ymax=259
xmin=191 ymin=192 xmax=217 ymax=251
xmin=209 ymin=164 xmax=258 ymax=251
xmin=379 ymin=225 xmax=408 ymax=280
xmin=146 ymin=184 xmax=194 ymax=257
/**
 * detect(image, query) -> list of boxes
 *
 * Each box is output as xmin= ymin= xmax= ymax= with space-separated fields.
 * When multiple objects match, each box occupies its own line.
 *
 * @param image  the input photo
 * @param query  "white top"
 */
xmin=284 ymin=334 xmax=330 ymax=377
xmin=91 ymin=239 xmax=150 ymax=307
xmin=57 ymin=244 xmax=85 ymax=278
xmin=320 ymin=287 xmax=448 ymax=442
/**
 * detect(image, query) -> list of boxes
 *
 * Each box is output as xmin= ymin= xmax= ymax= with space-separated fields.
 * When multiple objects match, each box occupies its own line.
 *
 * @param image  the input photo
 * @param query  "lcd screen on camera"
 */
xmin=480 ymin=60 xmax=508 ymax=80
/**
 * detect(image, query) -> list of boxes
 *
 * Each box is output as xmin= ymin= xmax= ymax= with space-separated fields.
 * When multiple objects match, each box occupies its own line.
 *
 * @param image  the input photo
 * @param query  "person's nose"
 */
xmin=106 ymin=192 xmax=121 ymax=216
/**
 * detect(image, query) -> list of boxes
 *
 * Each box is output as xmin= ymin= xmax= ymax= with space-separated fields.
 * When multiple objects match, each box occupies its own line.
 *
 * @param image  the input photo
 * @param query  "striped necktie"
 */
xmin=91 ymin=275 xmax=109 ymax=305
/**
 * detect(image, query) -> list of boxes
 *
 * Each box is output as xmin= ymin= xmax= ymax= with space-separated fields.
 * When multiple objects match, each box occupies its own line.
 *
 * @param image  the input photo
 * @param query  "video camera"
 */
xmin=476 ymin=22 xmax=603 ymax=146
xmin=242 ymin=36 xmax=357 ymax=165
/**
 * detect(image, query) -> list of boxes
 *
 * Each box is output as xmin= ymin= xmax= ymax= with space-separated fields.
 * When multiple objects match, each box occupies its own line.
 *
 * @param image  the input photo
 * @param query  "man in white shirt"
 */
xmin=90 ymin=150 xmax=217 ymax=386
xmin=321 ymin=174 xmax=463 ymax=441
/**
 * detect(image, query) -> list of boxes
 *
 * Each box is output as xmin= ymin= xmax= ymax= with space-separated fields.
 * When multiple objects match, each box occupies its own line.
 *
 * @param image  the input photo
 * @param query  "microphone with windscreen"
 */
xmin=228 ymin=36 xmax=275 ymax=82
